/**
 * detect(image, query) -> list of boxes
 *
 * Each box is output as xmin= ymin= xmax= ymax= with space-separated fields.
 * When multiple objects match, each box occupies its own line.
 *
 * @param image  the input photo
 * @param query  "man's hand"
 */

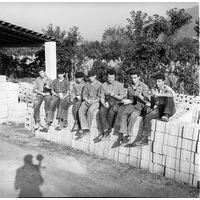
xmin=103 ymin=102 xmax=109 ymax=108
xmin=108 ymin=91 xmax=115 ymax=97
xmin=151 ymin=89 xmax=159 ymax=97
xmin=76 ymin=95 xmax=81 ymax=100
xmin=122 ymin=99 xmax=132 ymax=105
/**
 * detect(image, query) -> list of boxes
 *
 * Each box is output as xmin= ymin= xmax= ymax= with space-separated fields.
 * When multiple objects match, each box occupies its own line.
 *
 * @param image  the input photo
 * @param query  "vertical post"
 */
xmin=45 ymin=42 xmax=57 ymax=80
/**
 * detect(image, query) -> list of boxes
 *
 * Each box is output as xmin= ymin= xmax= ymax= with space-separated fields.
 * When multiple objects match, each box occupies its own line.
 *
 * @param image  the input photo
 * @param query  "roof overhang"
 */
xmin=0 ymin=20 xmax=56 ymax=47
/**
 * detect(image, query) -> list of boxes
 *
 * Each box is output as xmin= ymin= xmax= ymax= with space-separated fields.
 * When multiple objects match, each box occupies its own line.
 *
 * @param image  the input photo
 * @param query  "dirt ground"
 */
xmin=0 ymin=123 xmax=199 ymax=198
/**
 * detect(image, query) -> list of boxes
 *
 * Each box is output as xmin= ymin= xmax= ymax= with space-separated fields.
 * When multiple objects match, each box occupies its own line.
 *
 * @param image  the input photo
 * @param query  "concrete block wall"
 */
xmin=0 ymin=75 xmax=29 ymax=124
xmin=30 ymin=103 xmax=200 ymax=188
xmin=18 ymin=82 xmax=35 ymax=104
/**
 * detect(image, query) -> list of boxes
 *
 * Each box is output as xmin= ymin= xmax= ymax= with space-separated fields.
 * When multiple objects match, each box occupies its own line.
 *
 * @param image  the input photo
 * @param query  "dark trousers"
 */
xmin=33 ymin=94 xmax=51 ymax=123
xmin=59 ymin=99 xmax=82 ymax=123
xmin=99 ymin=99 xmax=120 ymax=131
xmin=143 ymin=97 xmax=176 ymax=137
xmin=47 ymin=95 xmax=68 ymax=123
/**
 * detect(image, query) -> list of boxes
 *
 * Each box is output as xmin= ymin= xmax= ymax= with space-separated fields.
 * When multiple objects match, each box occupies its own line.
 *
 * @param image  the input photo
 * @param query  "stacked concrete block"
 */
xmin=10 ymin=102 xmax=28 ymax=124
xmin=19 ymin=82 xmax=35 ymax=104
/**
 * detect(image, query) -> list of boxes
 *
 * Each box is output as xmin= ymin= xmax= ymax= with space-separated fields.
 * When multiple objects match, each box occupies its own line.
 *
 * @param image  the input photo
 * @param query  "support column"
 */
xmin=45 ymin=42 xmax=57 ymax=80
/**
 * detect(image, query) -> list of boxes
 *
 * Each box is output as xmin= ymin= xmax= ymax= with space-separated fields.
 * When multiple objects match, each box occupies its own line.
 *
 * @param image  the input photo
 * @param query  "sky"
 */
xmin=0 ymin=1 xmax=199 ymax=41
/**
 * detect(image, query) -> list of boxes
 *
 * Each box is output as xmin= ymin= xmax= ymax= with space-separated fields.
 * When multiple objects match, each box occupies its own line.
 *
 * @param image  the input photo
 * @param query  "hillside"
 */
xmin=178 ymin=5 xmax=199 ymax=37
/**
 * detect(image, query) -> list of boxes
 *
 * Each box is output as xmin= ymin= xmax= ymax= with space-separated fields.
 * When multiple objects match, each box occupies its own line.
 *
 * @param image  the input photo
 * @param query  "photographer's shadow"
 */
xmin=14 ymin=154 xmax=44 ymax=198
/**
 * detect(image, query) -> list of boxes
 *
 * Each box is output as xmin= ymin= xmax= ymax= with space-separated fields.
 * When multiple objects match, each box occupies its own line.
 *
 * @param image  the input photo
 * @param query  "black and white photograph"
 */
xmin=0 ymin=0 xmax=199 ymax=198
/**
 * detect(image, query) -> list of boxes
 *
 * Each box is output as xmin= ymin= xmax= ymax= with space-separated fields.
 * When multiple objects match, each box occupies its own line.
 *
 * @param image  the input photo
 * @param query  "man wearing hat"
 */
xmin=136 ymin=72 xmax=176 ymax=146
xmin=99 ymin=68 xmax=125 ymax=139
xmin=33 ymin=67 xmax=52 ymax=130
xmin=44 ymin=68 xmax=70 ymax=129
xmin=57 ymin=71 xmax=85 ymax=130
xmin=78 ymin=69 xmax=102 ymax=136
xmin=114 ymin=69 xmax=150 ymax=144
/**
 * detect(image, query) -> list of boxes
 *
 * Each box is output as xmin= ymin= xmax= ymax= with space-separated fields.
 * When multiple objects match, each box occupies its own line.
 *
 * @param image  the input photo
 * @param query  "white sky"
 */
xmin=0 ymin=1 xmax=199 ymax=41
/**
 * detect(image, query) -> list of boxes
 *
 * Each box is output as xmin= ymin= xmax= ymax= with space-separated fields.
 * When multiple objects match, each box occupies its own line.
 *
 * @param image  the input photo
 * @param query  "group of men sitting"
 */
xmin=33 ymin=67 xmax=176 ymax=146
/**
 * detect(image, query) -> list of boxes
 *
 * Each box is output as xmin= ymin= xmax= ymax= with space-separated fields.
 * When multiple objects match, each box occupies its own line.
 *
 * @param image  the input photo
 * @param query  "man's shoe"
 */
xmin=80 ymin=129 xmax=90 ymax=137
xmin=43 ymin=122 xmax=51 ymax=130
xmin=63 ymin=120 xmax=68 ymax=128
xmin=104 ymin=129 xmax=111 ymax=139
xmin=122 ymin=135 xmax=131 ymax=144
xmin=161 ymin=115 xmax=169 ymax=122
xmin=135 ymin=136 xmax=149 ymax=146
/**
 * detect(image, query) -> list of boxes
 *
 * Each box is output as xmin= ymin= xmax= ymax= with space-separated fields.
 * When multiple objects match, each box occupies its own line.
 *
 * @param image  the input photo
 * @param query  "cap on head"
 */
xmin=75 ymin=72 xmax=85 ymax=78
xmin=57 ymin=68 xmax=65 ymax=74
xmin=107 ymin=68 xmax=116 ymax=76
xmin=152 ymin=73 xmax=165 ymax=81
xmin=129 ymin=69 xmax=140 ymax=76
xmin=37 ymin=67 xmax=45 ymax=73
xmin=88 ymin=69 xmax=96 ymax=77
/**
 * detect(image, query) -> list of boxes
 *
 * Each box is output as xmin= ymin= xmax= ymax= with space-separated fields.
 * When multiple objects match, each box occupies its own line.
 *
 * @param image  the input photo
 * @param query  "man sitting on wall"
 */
xmin=44 ymin=68 xmax=70 ymax=129
xmin=99 ymin=68 xmax=125 ymax=139
xmin=78 ymin=69 xmax=102 ymax=137
xmin=58 ymin=72 xmax=85 ymax=130
xmin=33 ymin=67 xmax=52 ymax=130
xmin=136 ymin=72 xmax=176 ymax=146
xmin=114 ymin=69 xmax=150 ymax=144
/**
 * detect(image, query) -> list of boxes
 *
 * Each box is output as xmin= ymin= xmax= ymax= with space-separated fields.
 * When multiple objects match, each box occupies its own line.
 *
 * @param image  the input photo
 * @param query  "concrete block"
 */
xmin=0 ymin=82 xmax=19 ymax=91
xmin=190 ymin=163 xmax=195 ymax=175
xmin=154 ymin=131 xmax=165 ymax=144
xmin=151 ymin=119 xmax=157 ymax=131
xmin=72 ymin=139 xmax=77 ymax=149
xmin=90 ymin=127 xmax=100 ymax=137
xmin=63 ymin=137 xmax=72 ymax=147
xmin=181 ymin=150 xmax=194 ymax=162
xmin=163 ymin=133 xmax=169 ymax=146
xmin=148 ymin=161 xmax=154 ymax=173
xmin=197 ymin=142 xmax=200 ymax=154
xmin=177 ymin=137 xmax=182 ymax=149
xmin=153 ymin=163 xmax=165 ymax=175
xmin=10 ymin=102 xmax=27 ymax=111
xmin=182 ymin=138 xmax=196 ymax=152
xmin=193 ymin=175 xmax=200 ymax=188
xmin=0 ymin=98 xmax=8 ymax=105
xmin=165 ymin=167 xmax=176 ymax=179
xmin=0 ymin=105 xmax=8 ymax=112
xmin=7 ymin=90 xmax=19 ymax=98
xmin=140 ymin=159 xmax=149 ymax=170
xmin=189 ymin=174 xmax=194 ymax=186
xmin=175 ymin=171 xmax=190 ymax=184
xmin=182 ymin=125 xmax=194 ymax=140
xmin=11 ymin=116 xmax=26 ymax=124
xmin=98 ymin=140 xmax=107 ymax=148
xmin=89 ymin=136 xmax=96 ymax=145
xmin=155 ymin=120 xmax=166 ymax=133
xmin=166 ymin=156 xmax=176 ymax=169
xmin=95 ymin=147 xmax=104 ymax=157
xmin=0 ymin=91 xmax=7 ymax=99
xmin=152 ymin=153 xmax=165 ymax=165
xmin=149 ymin=131 xmax=155 ymax=141
xmin=11 ymin=110 xmax=28 ymax=118
xmin=88 ymin=144 xmax=95 ymax=154
xmin=0 ymin=75 xmax=6 ymax=83
xmin=129 ymin=146 xmax=141 ymax=158
xmin=7 ymin=96 xmax=18 ymax=104
xmin=180 ymin=160 xmax=191 ymax=173
xmin=141 ymin=149 xmax=151 ymax=161
xmin=0 ymin=111 xmax=8 ymax=118
xmin=110 ymin=133 xmax=118 ymax=142
xmin=194 ymin=153 xmax=200 ymax=165
xmin=119 ymin=145 xmax=129 ymax=154
xmin=169 ymin=123 xmax=180 ymax=136
xmin=128 ymin=156 xmax=141 ymax=168
xmin=168 ymin=135 xmax=178 ymax=147
xmin=166 ymin=146 xmax=177 ymax=158
xmin=118 ymin=153 xmax=128 ymax=164
xmin=193 ymin=127 xmax=199 ymax=141
xmin=194 ymin=164 xmax=200 ymax=176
